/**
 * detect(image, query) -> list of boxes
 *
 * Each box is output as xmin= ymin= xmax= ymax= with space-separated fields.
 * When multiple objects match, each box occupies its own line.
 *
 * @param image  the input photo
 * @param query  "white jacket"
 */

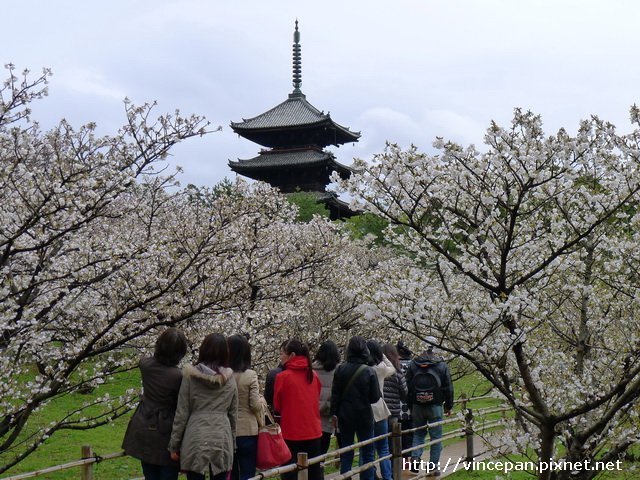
xmin=371 ymin=354 xmax=396 ymax=422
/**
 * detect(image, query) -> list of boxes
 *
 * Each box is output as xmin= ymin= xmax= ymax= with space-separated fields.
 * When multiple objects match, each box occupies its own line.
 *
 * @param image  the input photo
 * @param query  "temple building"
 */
xmin=229 ymin=21 xmax=360 ymax=219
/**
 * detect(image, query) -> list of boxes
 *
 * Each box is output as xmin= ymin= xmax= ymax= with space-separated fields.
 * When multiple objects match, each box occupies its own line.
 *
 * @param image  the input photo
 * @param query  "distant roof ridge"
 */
xmin=260 ymin=145 xmax=325 ymax=154
xmin=229 ymin=149 xmax=353 ymax=173
xmin=232 ymin=149 xmax=331 ymax=164
xmin=230 ymin=94 xmax=330 ymax=130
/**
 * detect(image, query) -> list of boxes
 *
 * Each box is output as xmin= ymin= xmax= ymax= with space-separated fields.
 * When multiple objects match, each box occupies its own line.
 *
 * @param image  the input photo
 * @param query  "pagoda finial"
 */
xmin=291 ymin=19 xmax=302 ymax=96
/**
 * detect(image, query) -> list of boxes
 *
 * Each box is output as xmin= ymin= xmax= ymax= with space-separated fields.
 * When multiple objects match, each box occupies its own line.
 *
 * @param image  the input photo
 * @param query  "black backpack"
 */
xmin=411 ymin=362 xmax=442 ymax=405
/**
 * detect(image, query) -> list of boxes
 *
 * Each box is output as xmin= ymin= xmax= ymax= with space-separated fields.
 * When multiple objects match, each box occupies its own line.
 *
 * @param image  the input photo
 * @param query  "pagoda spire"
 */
xmin=291 ymin=19 xmax=303 ymax=96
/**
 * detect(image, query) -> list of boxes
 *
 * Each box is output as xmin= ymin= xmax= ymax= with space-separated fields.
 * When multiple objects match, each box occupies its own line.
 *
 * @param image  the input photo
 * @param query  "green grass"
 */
xmin=0 ymin=370 xmax=142 ymax=479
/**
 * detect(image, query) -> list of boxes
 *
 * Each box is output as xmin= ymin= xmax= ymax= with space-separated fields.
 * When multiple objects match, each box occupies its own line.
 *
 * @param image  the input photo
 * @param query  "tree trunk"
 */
xmin=538 ymin=424 xmax=557 ymax=480
xmin=576 ymin=242 xmax=594 ymax=376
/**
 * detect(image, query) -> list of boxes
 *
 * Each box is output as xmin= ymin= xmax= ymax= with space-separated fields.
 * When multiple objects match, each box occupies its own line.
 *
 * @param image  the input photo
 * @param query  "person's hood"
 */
xmin=284 ymin=355 xmax=310 ymax=371
xmin=414 ymin=351 xmax=444 ymax=365
xmin=396 ymin=340 xmax=413 ymax=359
xmin=346 ymin=351 xmax=369 ymax=364
xmin=184 ymin=364 xmax=234 ymax=387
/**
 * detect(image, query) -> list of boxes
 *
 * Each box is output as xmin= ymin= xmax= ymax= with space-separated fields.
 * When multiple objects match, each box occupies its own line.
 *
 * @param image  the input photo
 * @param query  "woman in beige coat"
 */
xmin=169 ymin=333 xmax=238 ymax=480
xmin=228 ymin=334 xmax=264 ymax=480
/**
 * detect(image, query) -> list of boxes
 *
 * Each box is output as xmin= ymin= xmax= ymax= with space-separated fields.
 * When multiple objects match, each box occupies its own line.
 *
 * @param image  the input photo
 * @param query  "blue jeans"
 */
xmin=141 ymin=462 xmax=179 ymax=480
xmin=359 ymin=419 xmax=392 ymax=480
xmin=338 ymin=419 xmax=375 ymax=480
xmin=410 ymin=404 xmax=443 ymax=468
xmin=232 ymin=435 xmax=258 ymax=480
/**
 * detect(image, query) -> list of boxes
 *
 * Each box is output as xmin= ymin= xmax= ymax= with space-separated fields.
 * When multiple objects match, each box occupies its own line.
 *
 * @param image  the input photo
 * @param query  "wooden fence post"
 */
xmin=392 ymin=420 xmax=403 ymax=480
xmin=296 ymin=452 xmax=308 ymax=480
xmin=80 ymin=445 xmax=94 ymax=480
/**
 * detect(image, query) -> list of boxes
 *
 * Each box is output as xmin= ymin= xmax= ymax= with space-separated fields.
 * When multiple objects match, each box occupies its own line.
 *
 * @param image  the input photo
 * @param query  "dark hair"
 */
xmin=346 ymin=336 xmax=369 ymax=358
xmin=314 ymin=340 xmax=341 ymax=372
xmin=275 ymin=339 xmax=288 ymax=367
xmin=228 ymin=334 xmax=251 ymax=372
xmin=154 ymin=328 xmax=188 ymax=367
xmin=197 ymin=333 xmax=228 ymax=370
xmin=382 ymin=343 xmax=401 ymax=372
xmin=283 ymin=338 xmax=314 ymax=383
xmin=366 ymin=340 xmax=383 ymax=366
xmin=396 ymin=340 xmax=413 ymax=359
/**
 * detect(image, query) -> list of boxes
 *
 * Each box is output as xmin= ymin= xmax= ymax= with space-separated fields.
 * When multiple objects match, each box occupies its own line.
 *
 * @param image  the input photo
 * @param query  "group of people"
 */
xmin=122 ymin=330 xmax=453 ymax=480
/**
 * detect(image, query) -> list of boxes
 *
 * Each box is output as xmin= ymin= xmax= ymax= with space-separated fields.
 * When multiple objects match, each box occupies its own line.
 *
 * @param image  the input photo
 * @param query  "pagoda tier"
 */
xmin=317 ymin=192 xmax=361 ymax=220
xmin=230 ymin=92 xmax=360 ymax=148
xmin=229 ymin=148 xmax=351 ymax=193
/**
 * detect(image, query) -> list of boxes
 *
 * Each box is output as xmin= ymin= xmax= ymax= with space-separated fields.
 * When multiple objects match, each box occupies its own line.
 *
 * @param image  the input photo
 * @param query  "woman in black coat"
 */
xmin=122 ymin=328 xmax=188 ymax=480
xmin=330 ymin=336 xmax=380 ymax=480
xmin=382 ymin=343 xmax=408 ymax=424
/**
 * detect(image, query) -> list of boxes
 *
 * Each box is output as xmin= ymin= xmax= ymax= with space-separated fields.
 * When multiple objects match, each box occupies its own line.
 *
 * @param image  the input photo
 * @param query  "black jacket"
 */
xmin=383 ymin=370 xmax=408 ymax=418
xmin=264 ymin=364 xmax=283 ymax=410
xmin=398 ymin=357 xmax=412 ymax=420
xmin=405 ymin=351 xmax=454 ymax=412
xmin=122 ymin=357 xmax=183 ymax=467
xmin=330 ymin=352 xmax=380 ymax=424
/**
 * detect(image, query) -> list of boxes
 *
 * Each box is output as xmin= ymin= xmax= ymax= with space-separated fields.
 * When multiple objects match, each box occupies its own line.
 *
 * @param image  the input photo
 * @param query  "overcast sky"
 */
xmin=5 ymin=0 xmax=640 ymax=187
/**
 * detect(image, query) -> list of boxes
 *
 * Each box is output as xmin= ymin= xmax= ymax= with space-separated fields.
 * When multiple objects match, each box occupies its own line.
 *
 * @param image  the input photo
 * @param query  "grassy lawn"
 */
xmin=0 ymin=370 xmax=142 ymax=479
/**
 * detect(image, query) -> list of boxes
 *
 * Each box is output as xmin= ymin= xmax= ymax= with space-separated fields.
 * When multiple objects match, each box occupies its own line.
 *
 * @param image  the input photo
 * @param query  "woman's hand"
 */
xmin=170 ymin=451 xmax=180 ymax=461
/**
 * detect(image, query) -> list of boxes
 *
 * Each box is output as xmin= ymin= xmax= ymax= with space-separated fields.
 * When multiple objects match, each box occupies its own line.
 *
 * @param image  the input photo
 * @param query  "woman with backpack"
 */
xmin=273 ymin=338 xmax=323 ymax=480
xmin=405 ymin=336 xmax=454 ymax=476
xmin=330 ymin=336 xmax=380 ymax=480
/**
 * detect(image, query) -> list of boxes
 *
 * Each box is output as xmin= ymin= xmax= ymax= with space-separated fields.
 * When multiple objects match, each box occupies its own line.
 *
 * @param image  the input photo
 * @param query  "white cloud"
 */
xmin=58 ymin=68 xmax=126 ymax=101
xmin=422 ymin=109 xmax=485 ymax=146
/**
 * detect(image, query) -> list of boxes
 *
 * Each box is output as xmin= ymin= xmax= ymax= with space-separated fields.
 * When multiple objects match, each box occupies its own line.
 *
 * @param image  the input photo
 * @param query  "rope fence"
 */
xmin=2 ymin=396 xmax=509 ymax=480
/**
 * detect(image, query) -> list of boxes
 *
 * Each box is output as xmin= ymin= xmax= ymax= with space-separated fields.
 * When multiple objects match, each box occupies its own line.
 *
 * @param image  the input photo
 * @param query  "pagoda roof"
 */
xmin=229 ymin=148 xmax=352 ymax=174
xmin=230 ymin=93 xmax=360 ymax=148
xmin=316 ymin=192 xmax=361 ymax=219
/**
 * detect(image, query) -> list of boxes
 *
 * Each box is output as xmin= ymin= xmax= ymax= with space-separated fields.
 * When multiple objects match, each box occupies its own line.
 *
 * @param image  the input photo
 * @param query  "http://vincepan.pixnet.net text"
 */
xmin=403 ymin=457 xmax=624 ymax=475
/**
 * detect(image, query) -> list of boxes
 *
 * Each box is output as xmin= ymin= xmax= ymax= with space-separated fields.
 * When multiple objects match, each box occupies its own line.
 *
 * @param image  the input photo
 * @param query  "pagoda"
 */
xmin=229 ymin=21 xmax=360 ymax=219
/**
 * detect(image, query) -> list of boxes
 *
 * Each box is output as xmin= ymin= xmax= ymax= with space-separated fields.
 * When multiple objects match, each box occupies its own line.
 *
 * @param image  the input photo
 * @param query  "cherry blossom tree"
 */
xmin=0 ymin=65 xmax=367 ymax=471
xmin=336 ymin=109 xmax=640 ymax=480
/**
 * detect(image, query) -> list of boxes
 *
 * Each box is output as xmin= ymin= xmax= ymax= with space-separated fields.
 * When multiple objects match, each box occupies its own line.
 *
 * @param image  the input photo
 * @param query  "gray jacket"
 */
xmin=312 ymin=361 xmax=336 ymax=433
xmin=169 ymin=364 xmax=238 ymax=475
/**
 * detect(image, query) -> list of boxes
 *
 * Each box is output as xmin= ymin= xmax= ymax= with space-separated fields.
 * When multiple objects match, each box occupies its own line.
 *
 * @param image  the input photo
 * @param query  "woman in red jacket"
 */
xmin=273 ymin=338 xmax=322 ymax=480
